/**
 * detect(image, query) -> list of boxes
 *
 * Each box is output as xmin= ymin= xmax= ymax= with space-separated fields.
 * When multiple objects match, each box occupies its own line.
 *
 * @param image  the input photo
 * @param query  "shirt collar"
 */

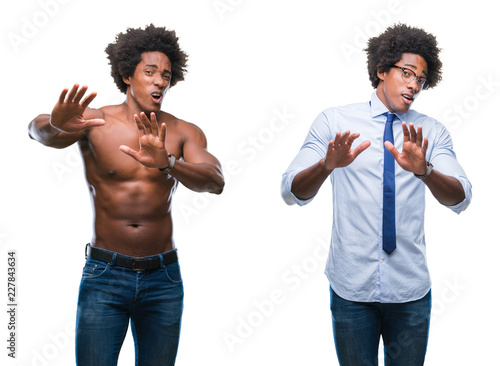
xmin=369 ymin=91 xmax=409 ymax=122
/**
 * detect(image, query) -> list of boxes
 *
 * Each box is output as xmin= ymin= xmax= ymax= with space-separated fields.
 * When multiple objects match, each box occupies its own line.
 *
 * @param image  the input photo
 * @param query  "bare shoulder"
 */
xmin=158 ymin=111 xmax=207 ymax=143
xmin=93 ymin=104 xmax=122 ymax=120
xmin=83 ymin=106 xmax=106 ymax=120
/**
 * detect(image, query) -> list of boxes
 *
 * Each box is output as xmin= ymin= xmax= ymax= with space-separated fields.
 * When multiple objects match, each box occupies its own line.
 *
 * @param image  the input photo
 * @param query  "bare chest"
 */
xmin=80 ymin=119 xmax=181 ymax=181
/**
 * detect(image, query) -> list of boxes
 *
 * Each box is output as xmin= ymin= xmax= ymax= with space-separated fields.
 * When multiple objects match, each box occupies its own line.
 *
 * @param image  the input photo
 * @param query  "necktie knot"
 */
xmin=386 ymin=113 xmax=395 ymax=123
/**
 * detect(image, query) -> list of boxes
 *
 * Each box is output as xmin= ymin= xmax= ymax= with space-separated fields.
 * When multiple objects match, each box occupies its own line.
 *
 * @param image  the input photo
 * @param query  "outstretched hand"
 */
xmin=323 ymin=131 xmax=371 ymax=170
xmin=50 ymin=84 xmax=105 ymax=133
xmin=119 ymin=112 xmax=171 ymax=170
xmin=384 ymin=122 xmax=428 ymax=175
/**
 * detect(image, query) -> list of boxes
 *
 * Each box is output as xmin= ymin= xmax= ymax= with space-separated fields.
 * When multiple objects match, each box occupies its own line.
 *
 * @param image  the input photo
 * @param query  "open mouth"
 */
xmin=151 ymin=92 xmax=163 ymax=104
xmin=402 ymin=93 xmax=414 ymax=104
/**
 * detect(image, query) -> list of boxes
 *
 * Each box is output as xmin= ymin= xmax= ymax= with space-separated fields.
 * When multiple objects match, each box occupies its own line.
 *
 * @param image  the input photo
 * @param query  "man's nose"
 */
xmin=153 ymin=75 xmax=165 ymax=88
xmin=407 ymin=77 xmax=420 ymax=91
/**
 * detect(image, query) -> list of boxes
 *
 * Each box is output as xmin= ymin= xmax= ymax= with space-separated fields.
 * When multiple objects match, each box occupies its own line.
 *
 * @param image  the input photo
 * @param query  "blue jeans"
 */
xmin=330 ymin=287 xmax=431 ymax=366
xmin=75 ymin=249 xmax=184 ymax=366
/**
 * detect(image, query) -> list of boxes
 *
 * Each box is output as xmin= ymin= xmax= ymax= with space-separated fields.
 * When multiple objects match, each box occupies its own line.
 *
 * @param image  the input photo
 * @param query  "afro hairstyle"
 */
xmin=365 ymin=23 xmax=442 ymax=89
xmin=105 ymin=24 xmax=188 ymax=94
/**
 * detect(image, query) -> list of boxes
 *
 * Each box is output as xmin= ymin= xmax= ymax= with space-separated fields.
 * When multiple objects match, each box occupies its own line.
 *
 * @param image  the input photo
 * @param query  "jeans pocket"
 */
xmin=164 ymin=262 xmax=182 ymax=283
xmin=81 ymin=261 xmax=109 ymax=279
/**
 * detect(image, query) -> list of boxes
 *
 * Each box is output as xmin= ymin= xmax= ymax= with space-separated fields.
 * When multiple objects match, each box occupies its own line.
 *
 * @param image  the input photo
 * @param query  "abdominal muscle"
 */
xmin=88 ymin=175 xmax=177 ymax=257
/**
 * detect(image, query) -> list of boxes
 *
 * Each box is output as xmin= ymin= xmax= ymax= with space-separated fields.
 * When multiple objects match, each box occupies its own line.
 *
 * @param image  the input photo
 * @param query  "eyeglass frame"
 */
xmin=391 ymin=65 xmax=430 ymax=90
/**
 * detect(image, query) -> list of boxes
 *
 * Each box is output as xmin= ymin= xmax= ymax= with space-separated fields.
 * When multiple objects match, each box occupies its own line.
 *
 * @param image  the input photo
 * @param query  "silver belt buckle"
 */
xmin=132 ymin=258 xmax=147 ymax=271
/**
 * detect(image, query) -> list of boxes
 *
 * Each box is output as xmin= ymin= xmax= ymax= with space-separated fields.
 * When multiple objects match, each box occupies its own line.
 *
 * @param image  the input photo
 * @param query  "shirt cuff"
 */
xmin=445 ymin=175 xmax=472 ymax=214
xmin=281 ymin=170 xmax=316 ymax=206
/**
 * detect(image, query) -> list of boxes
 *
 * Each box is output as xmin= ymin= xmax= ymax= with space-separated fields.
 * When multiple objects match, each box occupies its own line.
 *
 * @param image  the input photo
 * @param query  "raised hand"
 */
xmin=384 ymin=122 xmax=428 ymax=175
xmin=50 ymin=84 xmax=105 ymax=133
xmin=119 ymin=112 xmax=171 ymax=169
xmin=323 ymin=131 xmax=371 ymax=170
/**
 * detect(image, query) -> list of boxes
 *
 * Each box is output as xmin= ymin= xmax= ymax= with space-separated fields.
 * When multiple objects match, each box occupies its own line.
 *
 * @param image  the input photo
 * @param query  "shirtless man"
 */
xmin=28 ymin=25 xmax=224 ymax=366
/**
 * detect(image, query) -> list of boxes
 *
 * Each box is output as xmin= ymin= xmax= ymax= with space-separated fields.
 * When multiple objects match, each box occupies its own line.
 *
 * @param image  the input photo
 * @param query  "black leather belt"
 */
xmin=87 ymin=246 xmax=178 ymax=271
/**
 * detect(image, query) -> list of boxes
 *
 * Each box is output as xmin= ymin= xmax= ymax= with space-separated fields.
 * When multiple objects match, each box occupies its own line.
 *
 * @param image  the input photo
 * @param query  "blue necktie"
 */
xmin=383 ymin=113 xmax=396 ymax=254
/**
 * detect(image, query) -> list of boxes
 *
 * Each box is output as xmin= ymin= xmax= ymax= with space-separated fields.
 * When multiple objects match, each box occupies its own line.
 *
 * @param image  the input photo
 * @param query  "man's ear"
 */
xmin=123 ymin=75 xmax=131 ymax=86
xmin=377 ymin=69 xmax=386 ymax=82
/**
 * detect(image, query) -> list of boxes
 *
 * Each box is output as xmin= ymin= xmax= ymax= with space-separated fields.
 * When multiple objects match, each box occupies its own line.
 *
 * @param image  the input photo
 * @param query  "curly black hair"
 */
xmin=105 ymin=24 xmax=188 ymax=94
xmin=365 ymin=23 xmax=442 ymax=89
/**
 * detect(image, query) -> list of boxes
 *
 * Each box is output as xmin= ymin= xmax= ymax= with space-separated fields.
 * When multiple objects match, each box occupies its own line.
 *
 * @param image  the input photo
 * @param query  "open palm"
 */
xmin=119 ymin=112 xmax=170 ymax=170
xmin=384 ymin=122 xmax=428 ymax=175
xmin=50 ymin=84 xmax=104 ymax=133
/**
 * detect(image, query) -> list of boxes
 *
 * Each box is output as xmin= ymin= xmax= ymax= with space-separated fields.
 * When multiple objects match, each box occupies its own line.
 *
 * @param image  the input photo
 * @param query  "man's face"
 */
xmin=376 ymin=53 xmax=428 ymax=114
xmin=123 ymin=51 xmax=172 ymax=112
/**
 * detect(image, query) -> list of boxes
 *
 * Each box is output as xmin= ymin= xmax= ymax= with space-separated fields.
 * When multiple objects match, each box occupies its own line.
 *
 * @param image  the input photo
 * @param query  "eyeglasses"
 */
xmin=392 ymin=66 xmax=430 ymax=90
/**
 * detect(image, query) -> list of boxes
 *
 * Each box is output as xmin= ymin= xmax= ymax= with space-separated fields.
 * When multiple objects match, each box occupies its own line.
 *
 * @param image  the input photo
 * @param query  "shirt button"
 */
xmin=380 ymin=259 xmax=384 ymax=263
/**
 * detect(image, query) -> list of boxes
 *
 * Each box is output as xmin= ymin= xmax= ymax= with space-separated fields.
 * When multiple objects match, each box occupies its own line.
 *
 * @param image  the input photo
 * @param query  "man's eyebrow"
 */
xmin=145 ymin=64 xmax=172 ymax=74
xmin=404 ymin=63 xmax=428 ymax=77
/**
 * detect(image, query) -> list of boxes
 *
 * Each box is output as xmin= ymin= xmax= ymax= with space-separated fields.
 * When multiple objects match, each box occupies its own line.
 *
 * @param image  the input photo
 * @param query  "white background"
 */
xmin=0 ymin=0 xmax=498 ymax=365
